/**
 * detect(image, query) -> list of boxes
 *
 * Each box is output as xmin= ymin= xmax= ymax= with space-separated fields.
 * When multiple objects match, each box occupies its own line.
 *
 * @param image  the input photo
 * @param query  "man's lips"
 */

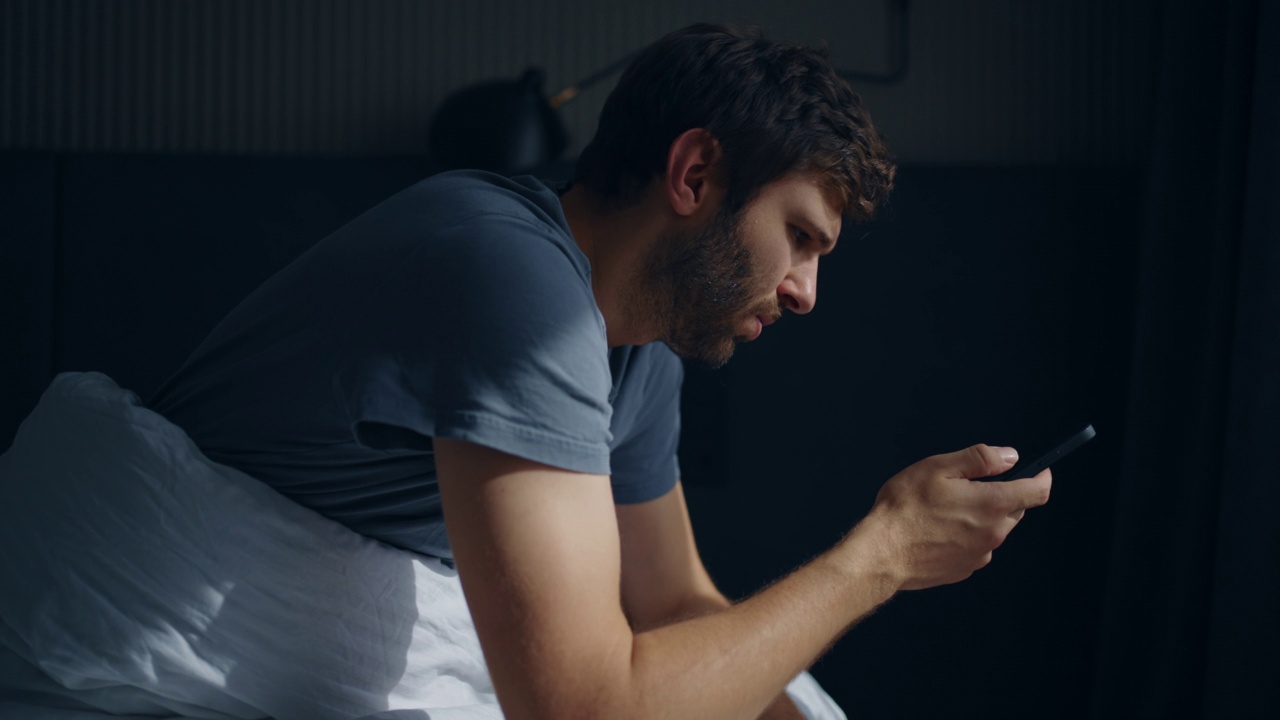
xmin=747 ymin=313 xmax=780 ymax=341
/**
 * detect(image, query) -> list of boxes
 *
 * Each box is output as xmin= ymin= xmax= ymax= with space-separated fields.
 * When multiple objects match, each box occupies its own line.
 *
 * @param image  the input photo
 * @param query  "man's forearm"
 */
xmin=616 ymin=525 xmax=898 ymax=720
xmin=633 ymin=586 xmax=811 ymax=720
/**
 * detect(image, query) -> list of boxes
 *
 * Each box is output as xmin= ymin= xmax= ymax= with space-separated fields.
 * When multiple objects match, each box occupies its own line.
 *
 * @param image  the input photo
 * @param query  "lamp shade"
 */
xmin=428 ymin=68 xmax=570 ymax=175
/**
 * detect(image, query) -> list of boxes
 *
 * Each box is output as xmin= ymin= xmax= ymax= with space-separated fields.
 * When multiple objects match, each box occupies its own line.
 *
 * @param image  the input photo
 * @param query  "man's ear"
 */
xmin=664 ymin=128 xmax=723 ymax=217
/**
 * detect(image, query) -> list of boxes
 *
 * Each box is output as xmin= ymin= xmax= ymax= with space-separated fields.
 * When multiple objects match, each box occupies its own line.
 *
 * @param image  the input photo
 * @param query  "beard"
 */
xmin=632 ymin=205 xmax=773 ymax=369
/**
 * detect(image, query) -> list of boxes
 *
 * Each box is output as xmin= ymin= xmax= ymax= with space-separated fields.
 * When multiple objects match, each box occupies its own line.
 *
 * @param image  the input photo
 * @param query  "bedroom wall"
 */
xmin=2 ymin=0 xmax=1160 ymax=166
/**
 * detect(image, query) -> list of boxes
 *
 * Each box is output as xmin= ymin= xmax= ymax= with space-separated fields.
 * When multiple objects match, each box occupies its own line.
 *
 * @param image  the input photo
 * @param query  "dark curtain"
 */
xmin=1089 ymin=0 xmax=1279 ymax=716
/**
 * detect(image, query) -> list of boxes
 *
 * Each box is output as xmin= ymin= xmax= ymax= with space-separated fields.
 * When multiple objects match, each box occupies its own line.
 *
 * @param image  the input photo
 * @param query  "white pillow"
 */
xmin=0 ymin=372 xmax=497 ymax=720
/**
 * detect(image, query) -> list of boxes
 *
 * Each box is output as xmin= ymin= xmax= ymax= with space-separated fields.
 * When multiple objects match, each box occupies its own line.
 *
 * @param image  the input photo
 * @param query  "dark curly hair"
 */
xmin=574 ymin=23 xmax=896 ymax=223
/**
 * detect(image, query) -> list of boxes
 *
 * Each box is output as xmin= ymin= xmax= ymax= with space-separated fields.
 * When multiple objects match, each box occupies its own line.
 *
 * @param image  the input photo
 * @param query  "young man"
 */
xmin=1 ymin=24 xmax=1049 ymax=720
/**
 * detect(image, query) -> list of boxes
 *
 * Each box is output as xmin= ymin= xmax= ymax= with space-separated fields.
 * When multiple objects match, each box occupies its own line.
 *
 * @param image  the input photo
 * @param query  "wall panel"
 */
xmin=1 ymin=0 xmax=1162 ymax=165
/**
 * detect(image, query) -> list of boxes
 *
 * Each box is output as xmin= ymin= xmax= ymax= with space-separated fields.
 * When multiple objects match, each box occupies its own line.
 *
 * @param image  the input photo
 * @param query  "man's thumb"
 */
xmin=944 ymin=443 xmax=1018 ymax=479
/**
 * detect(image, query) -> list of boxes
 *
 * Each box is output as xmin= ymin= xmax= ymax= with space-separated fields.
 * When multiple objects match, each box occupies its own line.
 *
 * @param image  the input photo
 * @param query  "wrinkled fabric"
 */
xmin=0 ymin=373 xmax=497 ymax=720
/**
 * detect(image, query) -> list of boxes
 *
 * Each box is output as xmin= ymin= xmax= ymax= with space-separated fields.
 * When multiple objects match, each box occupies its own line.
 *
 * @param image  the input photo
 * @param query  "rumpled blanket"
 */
xmin=0 ymin=373 xmax=845 ymax=720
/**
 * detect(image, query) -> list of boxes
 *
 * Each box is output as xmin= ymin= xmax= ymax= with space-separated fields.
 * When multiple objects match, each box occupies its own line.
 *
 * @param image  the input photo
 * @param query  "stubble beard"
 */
xmin=630 ymin=206 xmax=762 ymax=369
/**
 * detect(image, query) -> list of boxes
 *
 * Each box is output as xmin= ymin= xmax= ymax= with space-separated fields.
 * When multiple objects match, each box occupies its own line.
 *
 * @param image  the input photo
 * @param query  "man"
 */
xmin=18 ymin=24 xmax=1048 ymax=720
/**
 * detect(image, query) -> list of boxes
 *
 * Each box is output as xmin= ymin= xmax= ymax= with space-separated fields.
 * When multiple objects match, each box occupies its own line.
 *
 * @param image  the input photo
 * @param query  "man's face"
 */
xmin=645 ymin=173 xmax=842 ymax=368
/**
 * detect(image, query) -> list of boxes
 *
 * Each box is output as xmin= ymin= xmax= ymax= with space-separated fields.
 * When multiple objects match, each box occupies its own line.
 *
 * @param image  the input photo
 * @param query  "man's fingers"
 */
xmin=991 ymin=468 xmax=1053 ymax=514
xmin=934 ymin=443 xmax=1019 ymax=480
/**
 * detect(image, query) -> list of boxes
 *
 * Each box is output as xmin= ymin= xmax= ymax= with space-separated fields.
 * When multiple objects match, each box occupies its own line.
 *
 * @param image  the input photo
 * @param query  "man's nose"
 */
xmin=778 ymin=259 xmax=818 ymax=314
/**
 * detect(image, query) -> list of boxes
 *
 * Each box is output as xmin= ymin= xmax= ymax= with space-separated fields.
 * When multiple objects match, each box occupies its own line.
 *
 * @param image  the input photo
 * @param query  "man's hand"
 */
xmin=851 ymin=443 xmax=1053 ymax=592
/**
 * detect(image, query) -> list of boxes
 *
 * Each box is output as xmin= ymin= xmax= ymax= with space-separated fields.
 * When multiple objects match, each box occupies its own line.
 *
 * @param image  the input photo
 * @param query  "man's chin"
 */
xmin=666 ymin=334 xmax=739 ymax=369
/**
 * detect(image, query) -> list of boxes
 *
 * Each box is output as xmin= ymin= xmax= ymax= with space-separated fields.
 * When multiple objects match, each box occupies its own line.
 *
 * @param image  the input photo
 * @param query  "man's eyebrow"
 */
xmin=816 ymin=229 xmax=837 ymax=252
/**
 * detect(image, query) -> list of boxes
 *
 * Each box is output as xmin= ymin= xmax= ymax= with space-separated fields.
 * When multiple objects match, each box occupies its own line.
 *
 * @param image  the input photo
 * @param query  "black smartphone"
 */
xmin=984 ymin=424 xmax=1096 ymax=482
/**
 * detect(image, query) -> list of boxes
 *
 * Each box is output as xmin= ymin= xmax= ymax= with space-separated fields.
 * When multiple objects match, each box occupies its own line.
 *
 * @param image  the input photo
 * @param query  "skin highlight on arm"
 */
xmin=435 ymin=438 xmax=1050 ymax=720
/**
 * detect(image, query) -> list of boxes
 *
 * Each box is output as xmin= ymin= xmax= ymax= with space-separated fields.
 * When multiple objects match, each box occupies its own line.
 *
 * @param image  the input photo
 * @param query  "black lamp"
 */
xmin=428 ymin=68 xmax=569 ymax=176
xmin=427 ymin=54 xmax=635 ymax=176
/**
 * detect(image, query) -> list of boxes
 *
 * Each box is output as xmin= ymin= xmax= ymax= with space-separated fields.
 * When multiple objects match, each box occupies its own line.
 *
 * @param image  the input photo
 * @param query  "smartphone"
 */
xmin=984 ymin=424 xmax=1096 ymax=481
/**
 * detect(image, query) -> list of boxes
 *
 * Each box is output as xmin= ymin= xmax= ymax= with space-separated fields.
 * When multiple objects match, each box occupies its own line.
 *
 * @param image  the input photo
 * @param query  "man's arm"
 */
xmin=435 ymin=438 xmax=1050 ymax=720
xmin=615 ymin=481 xmax=726 ymax=630
xmin=615 ymin=482 xmax=806 ymax=719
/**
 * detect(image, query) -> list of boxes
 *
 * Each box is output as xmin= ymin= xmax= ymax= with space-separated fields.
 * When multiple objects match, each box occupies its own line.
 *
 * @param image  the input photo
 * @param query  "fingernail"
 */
xmin=1000 ymin=447 xmax=1019 ymax=464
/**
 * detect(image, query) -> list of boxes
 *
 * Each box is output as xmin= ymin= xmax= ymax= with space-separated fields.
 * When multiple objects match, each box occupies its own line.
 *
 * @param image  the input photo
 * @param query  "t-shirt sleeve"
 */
xmin=607 ymin=344 xmax=684 ymax=504
xmin=332 ymin=212 xmax=614 ymax=475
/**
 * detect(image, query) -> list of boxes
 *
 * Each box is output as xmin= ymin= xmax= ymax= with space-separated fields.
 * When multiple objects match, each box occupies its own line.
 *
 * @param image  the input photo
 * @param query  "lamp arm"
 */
xmin=548 ymin=51 xmax=639 ymax=108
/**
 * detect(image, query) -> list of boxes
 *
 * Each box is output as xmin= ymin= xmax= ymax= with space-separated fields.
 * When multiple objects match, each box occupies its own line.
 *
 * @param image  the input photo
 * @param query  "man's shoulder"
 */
xmin=404 ymin=170 xmax=569 ymax=235
xmin=374 ymin=170 xmax=583 ymax=278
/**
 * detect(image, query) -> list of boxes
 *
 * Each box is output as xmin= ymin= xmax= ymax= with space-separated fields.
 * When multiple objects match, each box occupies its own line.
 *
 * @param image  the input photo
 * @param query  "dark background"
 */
xmin=2 ymin=1 xmax=1276 ymax=718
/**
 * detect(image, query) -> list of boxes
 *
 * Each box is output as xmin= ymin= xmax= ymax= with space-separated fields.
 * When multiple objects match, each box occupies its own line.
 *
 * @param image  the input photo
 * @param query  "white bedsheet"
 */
xmin=0 ymin=373 xmax=845 ymax=720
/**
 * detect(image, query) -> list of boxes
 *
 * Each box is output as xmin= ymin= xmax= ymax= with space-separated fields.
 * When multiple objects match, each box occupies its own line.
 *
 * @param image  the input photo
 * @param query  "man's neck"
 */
xmin=559 ymin=185 xmax=665 ymax=348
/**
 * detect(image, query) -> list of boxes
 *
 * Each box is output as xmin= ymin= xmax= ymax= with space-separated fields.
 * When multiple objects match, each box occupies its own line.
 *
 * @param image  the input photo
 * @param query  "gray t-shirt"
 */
xmin=150 ymin=170 xmax=683 ymax=559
